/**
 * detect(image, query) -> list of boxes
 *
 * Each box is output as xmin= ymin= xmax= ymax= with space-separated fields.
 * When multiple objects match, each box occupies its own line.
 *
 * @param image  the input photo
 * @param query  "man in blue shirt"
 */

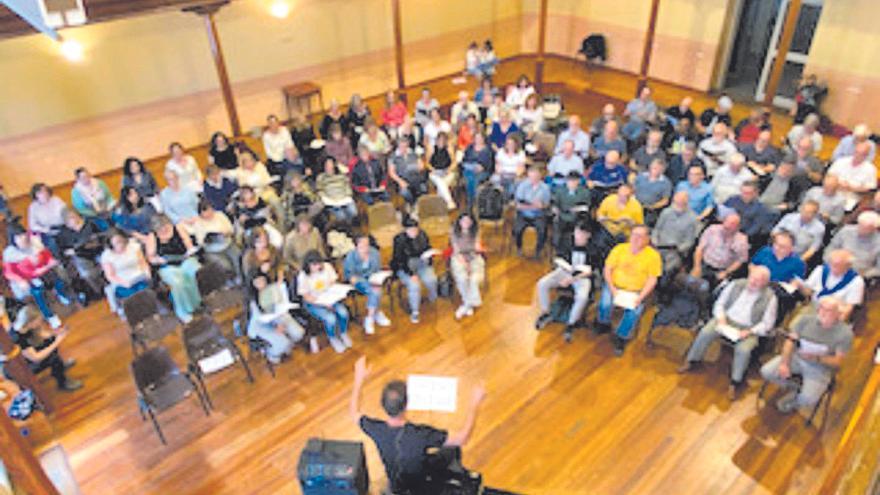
xmin=751 ymin=230 xmax=806 ymax=323
xmin=721 ymin=181 xmax=773 ymax=245
xmin=675 ymin=165 xmax=714 ymax=221
xmin=554 ymin=115 xmax=591 ymax=158
xmin=588 ymin=150 xmax=629 ymax=190
xmin=591 ymin=121 xmax=627 ymax=160
xmin=514 ymin=166 xmax=552 ymax=258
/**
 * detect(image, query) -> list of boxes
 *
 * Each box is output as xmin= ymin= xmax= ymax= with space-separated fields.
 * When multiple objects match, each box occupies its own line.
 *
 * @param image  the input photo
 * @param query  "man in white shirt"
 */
xmin=804 ymin=175 xmax=847 ymax=225
xmin=450 ymin=91 xmax=479 ymax=127
xmin=262 ymin=115 xmax=295 ymax=167
xmin=832 ymin=124 xmax=876 ymax=162
xmin=679 ymin=265 xmax=777 ymax=400
xmin=797 ymin=249 xmax=864 ymax=321
xmin=711 ymin=152 xmax=754 ymax=204
xmin=698 ymin=123 xmax=738 ymax=177
xmin=772 ymin=200 xmax=825 ymax=263
xmin=827 ymin=141 xmax=877 ymax=203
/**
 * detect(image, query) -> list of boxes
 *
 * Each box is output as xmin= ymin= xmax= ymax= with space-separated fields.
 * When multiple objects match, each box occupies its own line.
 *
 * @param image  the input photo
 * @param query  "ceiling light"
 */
xmin=60 ymin=38 xmax=84 ymax=62
xmin=269 ymin=0 xmax=290 ymax=18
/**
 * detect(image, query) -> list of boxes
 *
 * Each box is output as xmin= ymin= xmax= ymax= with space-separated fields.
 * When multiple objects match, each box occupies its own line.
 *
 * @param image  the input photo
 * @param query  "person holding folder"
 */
xmin=298 ymin=250 xmax=352 ymax=353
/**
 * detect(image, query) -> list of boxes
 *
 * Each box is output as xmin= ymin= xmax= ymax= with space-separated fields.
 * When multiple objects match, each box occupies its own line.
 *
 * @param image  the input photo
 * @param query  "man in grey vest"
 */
xmin=678 ymin=265 xmax=778 ymax=400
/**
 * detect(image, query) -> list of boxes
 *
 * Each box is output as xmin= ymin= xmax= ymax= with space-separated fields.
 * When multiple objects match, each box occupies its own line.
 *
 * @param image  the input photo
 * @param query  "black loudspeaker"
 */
xmin=297 ymin=438 xmax=369 ymax=495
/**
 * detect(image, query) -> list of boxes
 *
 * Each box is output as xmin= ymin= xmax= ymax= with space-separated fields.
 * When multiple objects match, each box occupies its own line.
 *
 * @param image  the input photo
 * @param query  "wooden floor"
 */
xmin=21 ymin=60 xmax=871 ymax=495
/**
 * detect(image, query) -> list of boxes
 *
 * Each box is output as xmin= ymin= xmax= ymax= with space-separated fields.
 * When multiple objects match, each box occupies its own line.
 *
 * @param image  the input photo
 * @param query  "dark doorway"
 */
xmin=723 ymin=0 xmax=782 ymax=101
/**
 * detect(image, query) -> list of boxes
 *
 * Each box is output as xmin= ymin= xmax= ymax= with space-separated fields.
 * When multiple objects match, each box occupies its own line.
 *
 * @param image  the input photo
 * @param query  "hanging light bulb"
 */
xmin=59 ymin=38 xmax=84 ymax=62
xmin=269 ymin=0 xmax=290 ymax=18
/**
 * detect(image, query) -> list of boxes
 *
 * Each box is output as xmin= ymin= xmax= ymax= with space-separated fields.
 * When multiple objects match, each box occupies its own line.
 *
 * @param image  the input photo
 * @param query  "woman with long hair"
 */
xmin=450 ymin=212 xmax=485 ymax=320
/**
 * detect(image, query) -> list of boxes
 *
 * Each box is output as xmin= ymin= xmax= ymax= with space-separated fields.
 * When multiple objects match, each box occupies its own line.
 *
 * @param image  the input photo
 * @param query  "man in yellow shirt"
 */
xmin=595 ymin=225 xmax=662 ymax=356
xmin=597 ymin=184 xmax=644 ymax=239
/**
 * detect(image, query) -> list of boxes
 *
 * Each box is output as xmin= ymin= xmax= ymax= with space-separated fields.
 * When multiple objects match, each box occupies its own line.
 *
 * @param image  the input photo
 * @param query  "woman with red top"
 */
xmin=457 ymin=114 xmax=478 ymax=150
xmin=380 ymin=90 xmax=408 ymax=135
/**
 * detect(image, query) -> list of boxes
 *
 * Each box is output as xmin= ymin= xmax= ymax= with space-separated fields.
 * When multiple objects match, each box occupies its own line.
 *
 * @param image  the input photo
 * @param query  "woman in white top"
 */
xmin=101 ymin=230 xmax=151 ymax=314
xmin=165 ymin=142 xmax=203 ymax=193
xmin=422 ymin=108 xmax=452 ymax=150
xmin=298 ymin=249 xmax=351 ymax=353
xmin=517 ymin=93 xmax=544 ymax=139
xmin=478 ymin=39 xmax=498 ymax=76
xmin=494 ymin=135 xmax=527 ymax=198
xmin=505 ymin=75 xmax=536 ymax=110
xmin=246 ymin=271 xmax=305 ymax=364
xmin=262 ymin=114 xmax=294 ymax=168
xmin=192 ymin=199 xmax=241 ymax=282
xmin=159 ymin=170 xmax=199 ymax=226
xmin=358 ymin=122 xmax=391 ymax=158
xmin=234 ymin=149 xmax=282 ymax=220
xmin=27 ymin=183 xmax=66 ymax=254
xmin=465 ymin=41 xmax=481 ymax=76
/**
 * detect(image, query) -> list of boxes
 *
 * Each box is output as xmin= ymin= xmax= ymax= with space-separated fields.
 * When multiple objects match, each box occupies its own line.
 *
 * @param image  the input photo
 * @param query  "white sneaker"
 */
xmin=329 ymin=337 xmax=347 ymax=353
xmin=309 ymin=336 xmax=320 ymax=354
xmin=375 ymin=311 xmax=392 ymax=327
xmin=47 ymin=315 xmax=62 ymax=329
xmin=364 ymin=317 xmax=375 ymax=335
xmin=180 ymin=313 xmax=193 ymax=324
xmin=455 ymin=305 xmax=469 ymax=320
xmin=340 ymin=333 xmax=353 ymax=348
xmin=410 ymin=312 xmax=420 ymax=324
xmin=466 ymin=307 xmax=474 ymax=316
xmin=57 ymin=294 xmax=72 ymax=306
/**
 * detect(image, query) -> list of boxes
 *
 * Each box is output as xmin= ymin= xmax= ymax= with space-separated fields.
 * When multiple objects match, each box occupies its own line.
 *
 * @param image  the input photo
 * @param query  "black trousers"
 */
xmin=514 ymin=214 xmax=547 ymax=254
xmin=30 ymin=349 xmax=67 ymax=387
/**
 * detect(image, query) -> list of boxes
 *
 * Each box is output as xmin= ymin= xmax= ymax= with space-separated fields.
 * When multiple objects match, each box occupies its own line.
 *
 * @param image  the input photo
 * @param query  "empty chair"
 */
xmin=131 ymin=346 xmax=211 ymax=445
xmin=182 ymin=315 xmax=254 ymax=407
xmin=123 ymin=289 xmax=180 ymax=352
xmin=416 ymin=194 xmax=450 ymax=238
xmin=196 ymin=261 xmax=242 ymax=316
xmin=367 ymin=201 xmax=401 ymax=249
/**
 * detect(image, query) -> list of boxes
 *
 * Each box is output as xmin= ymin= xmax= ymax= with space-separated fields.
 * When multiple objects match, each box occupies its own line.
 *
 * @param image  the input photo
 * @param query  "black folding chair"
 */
xmin=756 ymin=372 xmax=837 ymax=430
xmin=122 ymin=289 xmax=180 ymax=352
xmin=131 ymin=346 xmax=211 ymax=445
xmin=182 ymin=315 xmax=254 ymax=407
xmin=197 ymin=262 xmax=243 ymax=316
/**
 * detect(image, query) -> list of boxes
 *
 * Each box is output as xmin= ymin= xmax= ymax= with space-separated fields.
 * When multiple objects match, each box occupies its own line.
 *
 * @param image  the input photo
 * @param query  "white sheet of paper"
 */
xmin=798 ymin=338 xmax=830 ymax=356
xmin=369 ymin=270 xmax=393 ymax=285
xmin=553 ymin=257 xmax=574 ymax=272
xmin=314 ymin=283 xmax=353 ymax=306
xmin=421 ymin=249 xmax=441 ymax=260
xmin=844 ymin=197 xmax=858 ymax=212
xmin=779 ymin=281 xmax=797 ymax=294
xmin=198 ymin=349 xmax=235 ymax=374
xmin=407 ymin=375 xmax=458 ymax=412
xmin=613 ymin=290 xmax=639 ymax=310
xmin=258 ymin=302 xmax=298 ymax=323
xmin=716 ymin=323 xmax=742 ymax=342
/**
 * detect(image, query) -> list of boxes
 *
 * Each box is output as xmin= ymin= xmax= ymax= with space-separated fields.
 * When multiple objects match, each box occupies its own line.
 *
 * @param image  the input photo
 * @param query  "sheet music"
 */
xmin=798 ymin=338 xmax=830 ymax=356
xmin=198 ymin=349 xmax=235 ymax=374
xmin=779 ymin=281 xmax=798 ymax=294
xmin=368 ymin=270 xmax=393 ymax=285
xmin=716 ymin=323 xmax=742 ymax=342
xmin=613 ymin=290 xmax=639 ymax=310
xmin=258 ymin=302 xmax=298 ymax=323
xmin=407 ymin=375 xmax=458 ymax=413
xmin=314 ymin=283 xmax=353 ymax=306
xmin=421 ymin=248 xmax=441 ymax=260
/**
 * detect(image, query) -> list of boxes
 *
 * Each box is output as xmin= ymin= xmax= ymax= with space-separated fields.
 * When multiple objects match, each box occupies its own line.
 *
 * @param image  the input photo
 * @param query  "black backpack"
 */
xmin=476 ymin=185 xmax=504 ymax=221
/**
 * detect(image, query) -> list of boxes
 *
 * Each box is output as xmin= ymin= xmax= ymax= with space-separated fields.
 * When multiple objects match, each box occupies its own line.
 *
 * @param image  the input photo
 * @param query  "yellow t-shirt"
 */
xmin=605 ymin=243 xmax=662 ymax=292
xmin=597 ymin=196 xmax=644 ymax=236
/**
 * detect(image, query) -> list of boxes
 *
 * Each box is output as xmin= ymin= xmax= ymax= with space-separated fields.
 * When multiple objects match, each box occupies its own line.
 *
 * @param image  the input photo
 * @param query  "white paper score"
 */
xmin=407 ymin=375 xmax=458 ymax=413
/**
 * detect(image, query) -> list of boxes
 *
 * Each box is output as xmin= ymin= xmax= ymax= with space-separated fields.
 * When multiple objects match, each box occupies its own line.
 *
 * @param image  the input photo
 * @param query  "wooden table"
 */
xmin=282 ymin=82 xmax=323 ymax=121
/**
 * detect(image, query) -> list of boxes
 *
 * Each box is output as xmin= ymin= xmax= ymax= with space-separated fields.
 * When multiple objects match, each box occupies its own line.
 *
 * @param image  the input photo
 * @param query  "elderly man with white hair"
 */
xmin=760 ymin=296 xmax=852 ymax=415
xmin=771 ymin=199 xmax=825 ymax=263
xmin=832 ymin=124 xmax=876 ymax=162
xmin=827 ymin=141 xmax=878 ymax=204
xmin=698 ymin=95 xmax=734 ymax=136
xmin=803 ymin=175 xmax=847 ymax=226
xmin=554 ymin=115 xmax=591 ymax=158
xmin=698 ymin=123 xmax=738 ymax=177
xmin=786 ymin=113 xmax=823 ymax=154
xmin=711 ymin=152 xmax=754 ymax=204
xmin=679 ymin=264 xmax=778 ymax=400
xmin=796 ymin=249 xmax=864 ymax=321
xmin=825 ymin=211 xmax=880 ymax=278
xmin=450 ymin=90 xmax=479 ymax=127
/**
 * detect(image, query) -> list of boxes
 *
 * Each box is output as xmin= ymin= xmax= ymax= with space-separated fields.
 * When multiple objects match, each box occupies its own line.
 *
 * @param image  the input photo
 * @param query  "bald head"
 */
xmin=605 ymin=150 xmax=621 ymax=166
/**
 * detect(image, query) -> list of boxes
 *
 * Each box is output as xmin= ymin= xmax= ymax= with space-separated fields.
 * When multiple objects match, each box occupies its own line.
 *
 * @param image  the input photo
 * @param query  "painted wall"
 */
xmin=804 ymin=0 xmax=880 ymax=130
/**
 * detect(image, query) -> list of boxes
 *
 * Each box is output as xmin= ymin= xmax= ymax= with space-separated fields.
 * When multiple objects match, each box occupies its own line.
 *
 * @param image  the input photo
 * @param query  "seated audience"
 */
xmin=343 ymin=235 xmax=392 ymax=334
xmin=165 ymin=142 xmax=203 ymax=192
xmin=740 ymin=130 xmax=780 ymax=176
xmin=665 ymin=97 xmax=695 ymax=129
xmin=56 ymin=209 xmax=105 ymax=298
xmin=547 ymin=140 xmax=585 ymax=188
xmin=316 ymin=156 xmax=358 ymax=223
xmin=381 ymin=91 xmax=408 ymax=133
xmin=283 ymin=215 xmax=325 ymax=271
xmin=697 ymin=95 xmax=733 ymax=136
xmin=160 ymin=170 xmax=199 ymax=226
xmin=587 ymin=150 xmax=628 ymax=192
xmin=825 ymin=212 xmax=880 ymax=277
xmin=797 ymin=249 xmax=864 ymax=322
xmin=552 ymin=172 xmax=591 ymax=236
xmin=722 ymin=182 xmax=773 ymax=244
xmin=461 ymin=131 xmax=494 ymax=208
xmin=554 ymin=115 xmax=591 ymax=158
xmin=804 ymin=175 xmax=847 ymax=226
xmin=145 ymin=215 xmax=202 ymax=322
xmin=262 ymin=115 xmax=295 ymax=176
xmin=513 ymin=166 xmax=552 ymax=257
xmin=629 ymin=129 xmax=666 ymax=172
xmin=351 ymin=146 xmax=390 ymax=205
xmin=633 ymin=159 xmax=672 ymax=224
xmin=279 ymin=171 xmax=320 ymax=232
xmin=760 ymin=297 xmax=852 ymax=414
xmin=493 ymin=135 xmax=526 ymax=198
xmin=457 ymin=114 xmax=479 ymax=150
xmin=675 ymin=165 xmax=715 ymax=221
xmin=505 ymin=75 xmax=535 ymax=110
xmin=597 ymin=184 xmax=643 ymax=239
xmin=208 ymin=131 xmax=239 ymax=172
xmin=246 ymin=270 xmax=305 ymax=363
xmin=191 ymin=199 xmax=241 ymax=281
xmin=517 ymin=93 xmax=544 ymax=138
xmin=489 ymin=108 xmax=520 ymax=151
xmin=827 ymin=141 xmax=877 ymax=204
xmin=234 ymin=185 xmax=276 ymax=235
xmin=233 ymin=148 xmax=279 ymax=210
xmin=679 ymin=265 xmax=777 ymax=399
xmin=622 ymin=86 xmax=657 ymax=141
xmin=831 ymin=124 xmax=876 ymax=162
xmin=666 ymin=142 xmax=704 ymax=185
xmin=450 ymin=212 xmax=485 ymax=320
xmin=242 ymin=226 xmax=284 ymax=282
xmin=759 ymin=158 xmax=809 ymax=215
xmin=479 ymin=39 xmax=498 ymax=75
xmin=590 ymin=104 xmax=621 ymax=137
xmin=325 ymin=123 xmax=355 ymax=169
xmin=652 ymin=191 xmax=699 ymax=274
xmin=112 ymin=186 xmax=157 ymax=240
xmin=698 ymin=123 xmax=737 ymax=177
xmin=3 ymin=224 xmax=72 ymax=328
xmin=27 ymin=183 xmax=66 ymax=255
xmin=414 ymin=87 xmax=439 ymax=129
xmin=691 ymin=213 xmax=750 ymax=289
xmin=71 ymin=167 xmax=115 ymax=228
xmin=591 ymin=120 xmax=627 ymax=159
xmin=665 ymin=117 xmax=698 ymax=155
xmin=786 ymin=113 xmax=823 ymax=154
xmin=735 ymin=108 xmax=771 ymax=145
xmin=789 ymin=136 xmax=825 ymax=184
xmin=711 ymin=153 xmax=754 ymax=204
xmin=359 ymin=122 xmax=392 ymax=158
xmin=202 ymin=164 xmax=238 ymax=214
xmin=422 ymin=109 xmax=452 ymax=150
xmin=391 ymin=216 xmax=438 ymax=324
xmin=451 ymin=90 xmax=480 ymax=128
xmin=594 ymin=225 xmax=662 ymax=356
xmin=347 ymin=93 xmax=372 ymax=145
xmin=298 ymin=249 xmax=352 ymax=353
xmin=535 ymin=223 xmax=594 ymax=340
xmin=100 ymin=230 xmax=151 ymax=315
xmin=320 ymin=99 xmax=349 ymax=140
xmin=772 ymin=201 xmax=825 ymax=263
xmin=427 ymin=132 xmax=458 ymax=210
xmin=10 ymin=306 xmax=81 ymax=391
xmin=122 ymin=157 xmax=159 ymax=201
xmin=751 ymin=231 xmax=806 ymax=321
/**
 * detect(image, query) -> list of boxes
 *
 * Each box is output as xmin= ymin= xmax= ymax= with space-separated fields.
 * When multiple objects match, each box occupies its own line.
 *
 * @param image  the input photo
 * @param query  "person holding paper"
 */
xmin=298 ymin=250 xmax=351 ymax=353
xmin=145 ymin=215 xmax=202 ymax=323
xmin=679 ymin=265 xmax=777 ymax=399
xmin=552 ymin=171 xmax=591 ymax=238
xmin=391 ymin=216 xmax=438 ymax=324
xmin=824 ymin=211 xmax=880 ymax=278
xmin=691 ymin=212 xmax=750 ymax=291
xmin=760 ymin=297 xmax=852 ymax=415
xmin=751 ymin=231 xmax=806 ymax=322
xmin=594 ymin=225 xmax=662 ymax=356
xmin=535 ymin=223 xmax=594 ymax=341
xmin=795 ymin=249 xmax=865 ymax=322
xmin=246 ymin=271 xmax=305 ymax=364
xmin=597 ymin=183 xmax=644 ymax=239
xmin=350 ymin=357 xmax=486 ymax=495
xmin=343 ymin=235 xmax=392 ymax=335
xmin=771 ymin=200 xmax=825 ymax=264
xmin=652 ymin=191 xmax=699 ymax=276
xmin=513 ymin=166 xmax=552 ymax=258
xmin=450 ymin=212 xmax=486 ymax=320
